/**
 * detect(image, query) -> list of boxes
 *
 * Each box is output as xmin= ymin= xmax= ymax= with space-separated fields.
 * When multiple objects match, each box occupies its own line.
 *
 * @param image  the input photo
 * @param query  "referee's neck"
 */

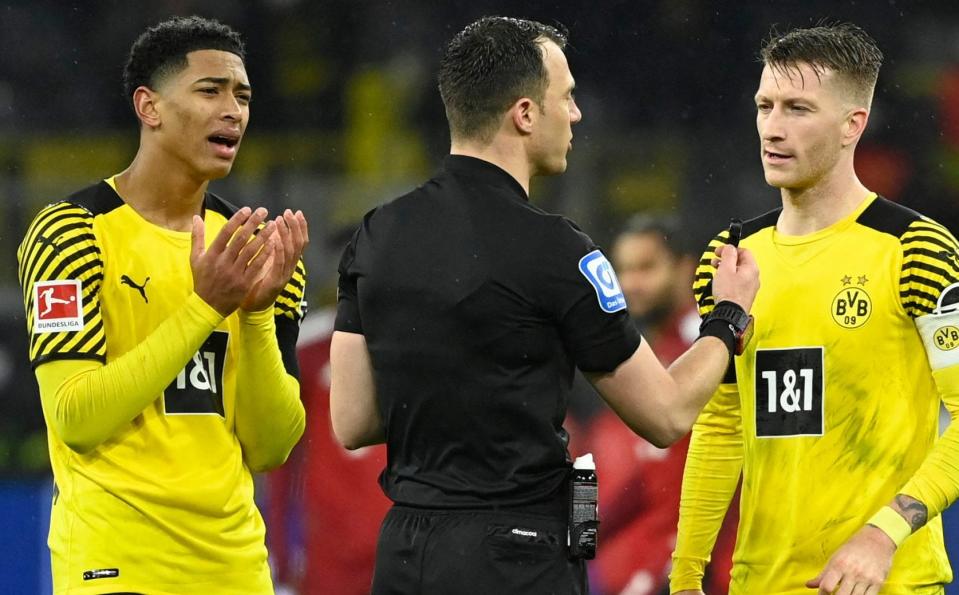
xmin=449 ymin=143 xmax=531 ymax=195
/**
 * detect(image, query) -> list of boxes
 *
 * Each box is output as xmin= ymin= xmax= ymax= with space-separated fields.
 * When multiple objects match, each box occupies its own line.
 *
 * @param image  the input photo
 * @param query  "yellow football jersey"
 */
xmin=17 ymin=178 xmax=306 ymax=595
xmin=684 ymin=193 xmax=956 ymax=594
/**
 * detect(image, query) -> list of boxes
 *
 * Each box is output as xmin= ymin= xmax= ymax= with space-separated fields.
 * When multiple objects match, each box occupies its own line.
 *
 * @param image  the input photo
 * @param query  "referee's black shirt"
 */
xmin=335 ymin=155 xmax=641 ymax=512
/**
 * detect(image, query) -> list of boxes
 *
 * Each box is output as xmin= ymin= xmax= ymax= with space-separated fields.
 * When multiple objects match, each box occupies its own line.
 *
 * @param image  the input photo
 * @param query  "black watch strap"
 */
xmin=698 ymin=301 xmax=752 ymax=358
xmin=698 ymin=318 xmax=737 ymax=358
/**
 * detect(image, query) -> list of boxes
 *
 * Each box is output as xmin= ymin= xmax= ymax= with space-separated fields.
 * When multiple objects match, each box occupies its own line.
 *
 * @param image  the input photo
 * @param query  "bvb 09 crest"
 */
xmin=934 ymin=326 xmax=959 ymax=351
xmin=831 ymin=275 xmax=872 ymax=329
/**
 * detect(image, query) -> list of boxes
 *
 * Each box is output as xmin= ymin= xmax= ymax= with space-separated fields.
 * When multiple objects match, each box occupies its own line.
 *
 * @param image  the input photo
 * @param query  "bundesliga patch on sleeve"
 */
xmin=32 ymin=280 xmax=84 ymax=333
xmin=578 ymin=250 xmax=626 ymax=314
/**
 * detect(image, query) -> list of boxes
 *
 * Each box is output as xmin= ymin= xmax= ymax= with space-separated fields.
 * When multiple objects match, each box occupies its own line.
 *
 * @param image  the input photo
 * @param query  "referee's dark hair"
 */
xmin=438 ymin=16 xmax=567 ymax=143
xmin=759 ymin=22 xmax=883 ymax=107
xmin=123 ymin=16 xmax=245 ymax=102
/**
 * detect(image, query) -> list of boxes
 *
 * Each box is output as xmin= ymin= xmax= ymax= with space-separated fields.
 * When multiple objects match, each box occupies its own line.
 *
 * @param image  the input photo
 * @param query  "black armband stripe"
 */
xmin=278 ymin=287 xmax=300 ymax=303
xmin=275 ymin=315 xmax=301 ymax=380
xmin=275 ymin=294 xmax=299 ymax=308
xmin=274 ymin=304 xmax=299 ymax=319
xmin=286 ymin=273 xmax=305 ymax=292
xmin=695 ymin=271 xmax=714 ymax=282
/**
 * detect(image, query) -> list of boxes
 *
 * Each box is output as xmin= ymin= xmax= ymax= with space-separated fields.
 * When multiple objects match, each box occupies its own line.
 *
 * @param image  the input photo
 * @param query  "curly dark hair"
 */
xmin=123 ymin=15 xmax=245 ymax=101
xmin=759 ymin=22 xmax=884 ymax=106
xmin=438 ymin=16 xmax=567 ymax=143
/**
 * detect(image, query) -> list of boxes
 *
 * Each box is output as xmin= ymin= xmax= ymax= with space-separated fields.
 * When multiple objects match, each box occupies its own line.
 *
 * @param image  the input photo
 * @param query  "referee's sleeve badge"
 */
xmin=578 ymin=250 xmax=627 ymax=314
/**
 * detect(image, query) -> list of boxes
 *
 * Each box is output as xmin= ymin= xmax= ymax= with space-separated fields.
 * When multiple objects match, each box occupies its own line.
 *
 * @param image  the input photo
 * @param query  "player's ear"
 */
xmin=133 ymin=86 xmax=162 ymax=129
xmin=510 ymin=97 xmax=536 ymax=136
xmin=841 ymin=106 xmax=869 ymax=147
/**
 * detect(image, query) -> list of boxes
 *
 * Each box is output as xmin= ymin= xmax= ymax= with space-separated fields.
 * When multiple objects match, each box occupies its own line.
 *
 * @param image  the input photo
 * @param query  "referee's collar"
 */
xmin=443 ymin=155 xmax=529 ymax=201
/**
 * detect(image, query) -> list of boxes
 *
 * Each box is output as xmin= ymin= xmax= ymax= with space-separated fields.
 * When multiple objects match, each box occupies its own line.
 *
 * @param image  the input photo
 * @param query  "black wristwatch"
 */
xmin=699 ymin=300 xmax=754 ymax=356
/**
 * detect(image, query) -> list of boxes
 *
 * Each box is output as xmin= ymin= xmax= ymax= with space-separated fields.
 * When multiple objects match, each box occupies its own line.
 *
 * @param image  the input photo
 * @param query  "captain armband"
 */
xmin=916 ymin=282 xmax=959 ymax=371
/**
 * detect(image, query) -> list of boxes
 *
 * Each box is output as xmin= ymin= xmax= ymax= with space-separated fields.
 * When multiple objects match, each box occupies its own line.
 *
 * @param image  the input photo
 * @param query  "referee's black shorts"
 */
xmin=371 ymin=505 xmax=588 ymax=595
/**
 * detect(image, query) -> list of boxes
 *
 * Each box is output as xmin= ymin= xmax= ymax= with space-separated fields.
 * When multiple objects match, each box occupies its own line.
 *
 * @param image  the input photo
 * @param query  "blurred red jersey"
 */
xmin=267 ymin=312 xmax=391 ymax=594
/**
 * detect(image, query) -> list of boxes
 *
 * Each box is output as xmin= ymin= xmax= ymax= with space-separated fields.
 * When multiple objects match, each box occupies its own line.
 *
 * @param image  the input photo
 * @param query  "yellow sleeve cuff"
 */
xmin=669 ymin=556 xmax=707 ymax=592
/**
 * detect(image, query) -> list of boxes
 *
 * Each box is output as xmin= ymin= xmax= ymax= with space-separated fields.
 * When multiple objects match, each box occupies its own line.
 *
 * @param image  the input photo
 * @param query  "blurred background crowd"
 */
xmin=2 ymin=0 xmax=959 ymax=593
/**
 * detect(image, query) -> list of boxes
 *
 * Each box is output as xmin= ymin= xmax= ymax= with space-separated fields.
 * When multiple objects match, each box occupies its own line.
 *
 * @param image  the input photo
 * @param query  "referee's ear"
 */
xmin=132 ymin=86 xmax=162 ymax=129
xmin=510 ymin=97 xmax=535 ymax=136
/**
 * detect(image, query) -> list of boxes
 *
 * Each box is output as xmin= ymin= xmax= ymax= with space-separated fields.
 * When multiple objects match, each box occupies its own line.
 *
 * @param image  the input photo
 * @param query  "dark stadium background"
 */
xmin=1 ymin=0 xmax=958 ymax=592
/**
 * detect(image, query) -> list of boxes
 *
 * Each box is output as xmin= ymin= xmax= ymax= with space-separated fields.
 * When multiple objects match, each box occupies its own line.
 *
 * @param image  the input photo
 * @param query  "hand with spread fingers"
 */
xmin=190 ymin=206 xmax=278 ymax=316
xmin=241 ymin=208 xmax=309 ymax=312
xmin=806 ymin=525 xmax=895 ymax=595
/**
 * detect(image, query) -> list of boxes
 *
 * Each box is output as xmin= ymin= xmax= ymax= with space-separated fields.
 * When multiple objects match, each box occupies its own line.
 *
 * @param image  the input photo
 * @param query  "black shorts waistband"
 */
xmin=389 ymin=501 xmax=565 ymax=522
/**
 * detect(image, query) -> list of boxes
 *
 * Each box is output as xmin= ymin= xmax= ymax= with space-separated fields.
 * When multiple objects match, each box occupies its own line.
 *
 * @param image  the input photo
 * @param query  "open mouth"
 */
xmin=208 ymin=133 xmax=241 ymax=160
xmin=209 ymin=134 xmax=239 ymax=148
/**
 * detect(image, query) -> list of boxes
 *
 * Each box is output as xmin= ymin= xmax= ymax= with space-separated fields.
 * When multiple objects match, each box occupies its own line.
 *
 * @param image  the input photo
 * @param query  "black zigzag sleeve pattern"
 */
xmin=900 ymin=218 xmax=959 ymax=318
xmin=693 ymin=230 xmax=731 ymax=318
xmin=273 ymin=258 xmax=306 ymax=378
xmin=274 ymin=258 xmax=307 ymax=323
xmin=17 ymin=201 xmax=107 ymax=366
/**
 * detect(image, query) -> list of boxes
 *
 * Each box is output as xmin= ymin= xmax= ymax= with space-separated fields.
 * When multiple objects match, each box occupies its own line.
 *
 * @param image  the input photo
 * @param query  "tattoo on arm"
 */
xmin=894 ymin=494 xmax=929 ymax=533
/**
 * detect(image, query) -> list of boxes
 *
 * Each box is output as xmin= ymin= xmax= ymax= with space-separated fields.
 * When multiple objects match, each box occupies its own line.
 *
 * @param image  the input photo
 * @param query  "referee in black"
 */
xmin=330 ymin=16 xmax=759 ymax=595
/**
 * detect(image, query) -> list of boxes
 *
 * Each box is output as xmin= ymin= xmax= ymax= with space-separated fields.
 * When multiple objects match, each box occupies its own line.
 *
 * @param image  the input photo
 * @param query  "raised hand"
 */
xmin=191 ymin=206 xmax=277 ymax=316
xmin=240 ymin=209 xmax=309 ymax=312
xmin=712 ymin=243 xmax=760 ymax=312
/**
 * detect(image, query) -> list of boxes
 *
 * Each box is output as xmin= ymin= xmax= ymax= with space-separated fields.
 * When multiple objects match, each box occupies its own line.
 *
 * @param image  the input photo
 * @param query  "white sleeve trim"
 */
xmin=917 ymin=307 xmax=959 ymax=371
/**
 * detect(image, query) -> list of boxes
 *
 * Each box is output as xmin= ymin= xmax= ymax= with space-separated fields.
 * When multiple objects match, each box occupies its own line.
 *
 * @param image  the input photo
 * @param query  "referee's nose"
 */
xmin=570 ymin=98 xmax=582 ymax=125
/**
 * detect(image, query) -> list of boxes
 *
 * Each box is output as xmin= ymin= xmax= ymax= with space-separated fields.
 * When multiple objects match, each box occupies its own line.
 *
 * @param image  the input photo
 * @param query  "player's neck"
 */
xmin=776 ymin=170 xmax=870 ymax=237
xmin=450 ymin=139 xmax=531 ymax=196
xmin=114 ymin=151 xmax=210 ymax=232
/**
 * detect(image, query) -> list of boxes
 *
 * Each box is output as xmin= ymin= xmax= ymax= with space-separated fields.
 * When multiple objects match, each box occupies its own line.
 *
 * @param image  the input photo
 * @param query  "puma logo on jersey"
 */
xmin=37 ymin=234 xmax=61 ymax=255
xmin=121 ymin=275 xmax=150 ymax=303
